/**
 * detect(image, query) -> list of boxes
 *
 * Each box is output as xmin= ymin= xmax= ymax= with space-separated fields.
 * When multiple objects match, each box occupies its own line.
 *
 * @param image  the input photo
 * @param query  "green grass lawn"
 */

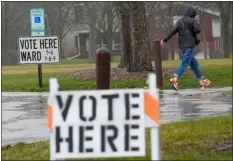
xmin=2 ymin=58 xmax=232 ymax=92
xmin=2 ymin=116 xmax=232 ymax=160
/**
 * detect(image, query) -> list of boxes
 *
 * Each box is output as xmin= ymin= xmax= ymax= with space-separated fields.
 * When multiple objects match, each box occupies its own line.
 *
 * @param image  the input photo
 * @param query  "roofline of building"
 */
xmin=72 ymin=28 xmax=120 ymax=34
xmin=153 ymin=2 xmax=220 ymax=17
xmin=175 ymin=2 xmax=220 ymax=16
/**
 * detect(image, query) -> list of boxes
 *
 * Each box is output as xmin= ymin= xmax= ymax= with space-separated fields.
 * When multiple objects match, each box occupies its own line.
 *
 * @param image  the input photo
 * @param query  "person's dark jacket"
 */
xmin=162 ymin=7 xmax=201 ymax=49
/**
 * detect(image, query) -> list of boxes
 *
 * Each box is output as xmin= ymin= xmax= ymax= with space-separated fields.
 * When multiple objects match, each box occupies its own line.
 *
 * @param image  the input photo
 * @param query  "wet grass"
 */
xmin=2 ymin=58 xmax=232 ymax=92
xmin=2 ymin=116 xmax=232 ymax=160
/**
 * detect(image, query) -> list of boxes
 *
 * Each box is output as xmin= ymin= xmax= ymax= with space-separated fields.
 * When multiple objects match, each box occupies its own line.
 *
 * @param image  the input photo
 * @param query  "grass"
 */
xmin=2 ymin=58 xmax=232 ymax=92
xmin=2 ymin=116 xmax=232 ymax=160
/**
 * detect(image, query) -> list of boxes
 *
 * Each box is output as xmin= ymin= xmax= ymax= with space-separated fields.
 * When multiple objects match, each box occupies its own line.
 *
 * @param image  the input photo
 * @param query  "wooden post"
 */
xmin=96 ymin=47 xmax=111 ymax=89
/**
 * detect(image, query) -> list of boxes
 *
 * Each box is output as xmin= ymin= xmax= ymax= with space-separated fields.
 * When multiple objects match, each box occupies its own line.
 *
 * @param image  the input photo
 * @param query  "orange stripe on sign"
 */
xmin=47 ymin=105 xmax=53 ymax=131
xmin=144 ymin=93 xmax=159 ymax=124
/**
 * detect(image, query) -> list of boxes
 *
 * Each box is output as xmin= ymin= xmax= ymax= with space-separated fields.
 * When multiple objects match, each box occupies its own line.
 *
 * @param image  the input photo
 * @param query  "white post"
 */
xmin=146 ymin=73 xmax=161 ymax=160
xmin=48 ymin=78 xmax=59 ymax=161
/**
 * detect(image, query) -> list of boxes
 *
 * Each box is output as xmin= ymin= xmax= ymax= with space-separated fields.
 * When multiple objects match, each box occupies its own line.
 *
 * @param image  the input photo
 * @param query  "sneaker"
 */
xmin=200 ymin=79 xmax=211 ymax=89
xmin=169 ymin=77 xmax=178 ymax=91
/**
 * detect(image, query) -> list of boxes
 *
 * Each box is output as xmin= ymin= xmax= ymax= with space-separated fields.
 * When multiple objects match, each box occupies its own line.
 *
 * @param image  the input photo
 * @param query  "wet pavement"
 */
xmin=2 ymin=87 xmax=232 ymax=146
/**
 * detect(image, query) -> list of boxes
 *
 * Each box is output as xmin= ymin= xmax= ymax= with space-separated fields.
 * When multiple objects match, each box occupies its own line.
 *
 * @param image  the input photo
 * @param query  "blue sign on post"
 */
xmin=30 ymin=8 xmax=45 ymax=36
xmin=30 ymin=8 xmax=46 ymax=88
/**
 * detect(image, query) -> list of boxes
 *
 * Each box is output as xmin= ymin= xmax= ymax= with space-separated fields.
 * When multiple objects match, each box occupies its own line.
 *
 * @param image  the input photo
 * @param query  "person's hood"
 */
xmin=184 ymin=7 xmax=197 ymax=18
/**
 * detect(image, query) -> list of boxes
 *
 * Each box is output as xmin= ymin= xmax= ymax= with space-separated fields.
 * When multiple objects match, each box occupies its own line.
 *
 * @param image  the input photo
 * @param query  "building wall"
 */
xmin=149 ymin=14 xmax=224 ymax=60
xmin=62 ymin=30 xmax=122 ymax=59
xmin=202 ymin=15 xmax=213 ymax=40
xmin=62 ymin=31 xmax=79 ymax=58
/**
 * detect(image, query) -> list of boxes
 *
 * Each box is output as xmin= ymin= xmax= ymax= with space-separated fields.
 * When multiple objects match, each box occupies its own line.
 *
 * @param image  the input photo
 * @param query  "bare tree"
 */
xmin=72 ymin=2 xmax=119 ymax=62
xmin=128 ymin=2 xmax=153 ymax=72
xmin=1 ymin=2 xmax=29 ymax=65
xmin=85 ymin=2 xmax=97 ymax=63
xmin=43 ymin=2 xmax=74 ymax=58
xmin=102 ymin=2 xmax=114 ymax=50
xmin=1 ymin=2 xmax=82 ymax=64
xmin=83 ymin=2 xmax=119 ymax=46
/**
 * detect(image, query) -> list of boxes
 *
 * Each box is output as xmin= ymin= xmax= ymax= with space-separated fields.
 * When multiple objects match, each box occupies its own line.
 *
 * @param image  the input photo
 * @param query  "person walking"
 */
xmin=160 ymin=7 xmax=211 ymax=91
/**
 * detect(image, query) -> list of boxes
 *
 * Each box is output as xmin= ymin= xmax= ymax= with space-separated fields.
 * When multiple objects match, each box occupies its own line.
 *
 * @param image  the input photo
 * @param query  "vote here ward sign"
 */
xmin=18 ymin=36 xmax=60 ymax=64
xmin=47 ymin=88 xmax=160 ymax=160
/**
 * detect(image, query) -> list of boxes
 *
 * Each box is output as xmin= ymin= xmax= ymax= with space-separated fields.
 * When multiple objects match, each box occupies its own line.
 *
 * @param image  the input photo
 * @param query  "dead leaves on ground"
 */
xmin=59 ymin=67 xmax=196 ymax=81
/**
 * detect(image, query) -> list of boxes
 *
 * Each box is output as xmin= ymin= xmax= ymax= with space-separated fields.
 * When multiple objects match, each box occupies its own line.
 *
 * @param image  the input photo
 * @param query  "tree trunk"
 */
xmin=59 ymin=33 xmax=65 ymax=59
xmin=116 ymin=2 xmax=131 ymax=68
xmin=168 ymin=3 xmax=174 ymax=60
xmin=221 ymin=15 xmax=230 ymax=58
xmin=105 ymin=35 xmax=114 ymax=62
xmin=128 ymin=2 xmax=153 ymax=72
xmin=106 ymin=2 xmax=113 ymax=51
xmin=88 ymin=29 xmax=97 ymax=63
xmin=88 ymin=4 xmax=97 ymax=63
xmin=58 ymin=5 xmax=65 ymax=59
xmin=59 ymin=40 xmax=65 ymax=59
xmin=217 ymin=2 xmax=231 ymax=58
xmin=103 ymin=34 xmax=113 ymax=53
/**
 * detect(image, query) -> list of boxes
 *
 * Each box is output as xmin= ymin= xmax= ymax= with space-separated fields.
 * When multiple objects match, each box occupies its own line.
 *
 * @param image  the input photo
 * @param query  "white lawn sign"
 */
xmin=18 ymin=36 xmax=60 ymax=64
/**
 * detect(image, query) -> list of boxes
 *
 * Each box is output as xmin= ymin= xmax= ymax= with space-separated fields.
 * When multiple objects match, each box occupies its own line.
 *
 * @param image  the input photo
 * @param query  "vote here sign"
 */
xmin=18 ymin=36 xmax=60 ymax=64
xmin=48 ymin=89 xmax=146 ymax=159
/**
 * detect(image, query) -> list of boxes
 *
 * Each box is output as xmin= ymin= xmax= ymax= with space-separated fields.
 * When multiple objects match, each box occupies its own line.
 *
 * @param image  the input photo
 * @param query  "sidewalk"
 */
xmin=2 ymin=87 xmax=232 ymax=146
